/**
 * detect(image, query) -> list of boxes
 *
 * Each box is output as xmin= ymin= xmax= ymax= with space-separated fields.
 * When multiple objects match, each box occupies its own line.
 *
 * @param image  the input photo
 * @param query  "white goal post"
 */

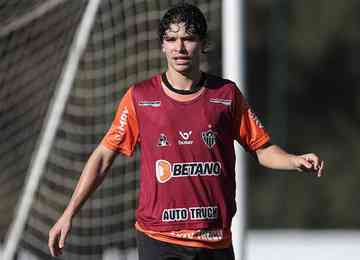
xmin=222 ymin=1 xmax=247 ymax=260
xmin=1 ymin=1 xmax=243 ymax=259
xmin=2 ymin=1 xmax=102 ymax=259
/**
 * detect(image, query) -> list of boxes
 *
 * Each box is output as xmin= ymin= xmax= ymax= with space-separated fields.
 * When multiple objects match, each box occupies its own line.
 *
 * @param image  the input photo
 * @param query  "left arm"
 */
xmin=255 ymin=144 xmax=324 ymax=177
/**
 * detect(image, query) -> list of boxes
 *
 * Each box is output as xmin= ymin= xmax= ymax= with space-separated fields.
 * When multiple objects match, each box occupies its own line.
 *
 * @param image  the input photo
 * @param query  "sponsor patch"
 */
xmin=138 ymin=101 xmax=161 ymax=107
xmin=178 ymin=130 xmax=193 ymax=145
xmin=189 ymin=206 xmax=218 ymax=220
xmin=170 ymin=229 xmax=224 ymax=241
xmin=162 ymin=206 xmax=218 ymax=222
xmin=155 ymin=160 xmax=221 ymax=183
xmin=156 ymin=160 xmax=172 ymax=183
xmin=162 ymin=208 xmax=188 ymax=222
xmin=209 ymin=98 xmax=232 ymax=106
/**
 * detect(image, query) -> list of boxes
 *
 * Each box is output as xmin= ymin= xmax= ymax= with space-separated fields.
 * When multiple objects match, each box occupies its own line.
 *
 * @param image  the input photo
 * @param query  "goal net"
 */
xmin=0 ymin=1 xmax=222 ymax=259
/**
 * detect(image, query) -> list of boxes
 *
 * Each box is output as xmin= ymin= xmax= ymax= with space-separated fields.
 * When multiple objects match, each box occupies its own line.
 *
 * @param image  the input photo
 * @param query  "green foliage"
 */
xmin=248 ymin=0 xmax=360 ymax=229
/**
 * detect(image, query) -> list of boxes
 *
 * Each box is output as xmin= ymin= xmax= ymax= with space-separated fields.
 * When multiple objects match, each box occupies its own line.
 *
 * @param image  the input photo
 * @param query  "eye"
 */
xmin=183 ymin=36 xmax=196 ymax=42
xmin=164 ymin=37 xmax=176 ymax=42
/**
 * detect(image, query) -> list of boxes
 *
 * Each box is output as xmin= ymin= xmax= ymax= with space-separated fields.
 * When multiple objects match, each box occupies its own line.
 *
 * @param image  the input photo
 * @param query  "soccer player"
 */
xmin=48 ymin=3 xmax=324 ymax=259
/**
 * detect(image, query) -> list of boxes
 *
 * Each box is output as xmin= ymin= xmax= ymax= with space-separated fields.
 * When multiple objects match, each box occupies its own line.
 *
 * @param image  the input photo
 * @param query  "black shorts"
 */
xmin=136 ymin=231 xmax=235 ymax=260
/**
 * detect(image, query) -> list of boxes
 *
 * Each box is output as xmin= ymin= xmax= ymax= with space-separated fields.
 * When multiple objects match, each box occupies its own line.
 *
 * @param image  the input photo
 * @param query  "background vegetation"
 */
xmin=246 ymin=0 xmax=360 ymax=229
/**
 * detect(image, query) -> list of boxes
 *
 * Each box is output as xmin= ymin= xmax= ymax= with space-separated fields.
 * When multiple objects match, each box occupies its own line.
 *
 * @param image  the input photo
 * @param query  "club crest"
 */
xmin=202 ymin=129 xmax=216 ymax=148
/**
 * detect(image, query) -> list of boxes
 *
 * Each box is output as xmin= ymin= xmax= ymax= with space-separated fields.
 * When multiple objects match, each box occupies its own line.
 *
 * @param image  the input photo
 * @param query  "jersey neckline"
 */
xmin=156 ymin=73 xmax=208 ymax=105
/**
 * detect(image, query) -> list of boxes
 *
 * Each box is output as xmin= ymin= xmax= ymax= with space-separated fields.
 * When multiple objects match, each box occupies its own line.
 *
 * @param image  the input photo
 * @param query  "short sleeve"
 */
xmin=232 ymin=88 xmax=270 ymax=152
xmin=101 ymin=87 xmax=139 ymax=156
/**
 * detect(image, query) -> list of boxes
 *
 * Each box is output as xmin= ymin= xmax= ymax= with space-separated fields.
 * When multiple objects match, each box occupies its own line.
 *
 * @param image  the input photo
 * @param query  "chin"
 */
xmin=173 ymin=65 xmax=192 ymax=73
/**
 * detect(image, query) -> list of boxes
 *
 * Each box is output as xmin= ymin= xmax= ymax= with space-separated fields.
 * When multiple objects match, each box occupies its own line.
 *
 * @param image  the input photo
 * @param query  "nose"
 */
xmin=175 ymin=39 xmax=185 ymax=52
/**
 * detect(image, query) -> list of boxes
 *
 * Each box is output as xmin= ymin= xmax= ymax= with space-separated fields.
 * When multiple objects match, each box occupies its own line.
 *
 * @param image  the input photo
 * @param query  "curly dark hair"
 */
xmin=159 ymin=3 xmax=208 ymax=45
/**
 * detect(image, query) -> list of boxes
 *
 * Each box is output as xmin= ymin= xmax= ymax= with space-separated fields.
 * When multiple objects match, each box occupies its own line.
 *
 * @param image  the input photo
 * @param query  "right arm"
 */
xmin=48 ymin=144 xmax=117 ymax=257
xmin=49 ymin=87 xmax=139 ymax=256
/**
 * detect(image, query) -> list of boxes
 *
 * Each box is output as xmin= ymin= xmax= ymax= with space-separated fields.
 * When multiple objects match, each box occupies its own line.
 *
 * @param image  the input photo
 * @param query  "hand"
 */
xmin=48 ymin=214 xmax=72 ymax=257
xmin=291 ymin=153 xmax=325 ymax=177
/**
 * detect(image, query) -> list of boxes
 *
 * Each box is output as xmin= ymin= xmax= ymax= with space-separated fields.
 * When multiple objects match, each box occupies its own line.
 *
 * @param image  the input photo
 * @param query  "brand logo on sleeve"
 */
xmin=248 ymin=109 xmax=264 ymax=128
xmin=113 ymin=107 xmax=129 ymax=142
xmin=118 ymin=107 xmax=129 ymax=131
xmin=155 ymin=160 xmax=221 ymax=183
xmin=201 ymin=129 xmax=216 ymax=149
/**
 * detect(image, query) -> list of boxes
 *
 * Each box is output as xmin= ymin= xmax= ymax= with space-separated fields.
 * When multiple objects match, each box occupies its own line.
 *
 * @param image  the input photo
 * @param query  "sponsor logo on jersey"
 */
xmin=156 ymin=160 xmax=172 ymax=183
xmin=189 ymin=206 xmax=218 ymax=220
xmin=155 ymin=160 xmax=221 ymax=183
xmin=138 ymin=101 xmax=161 ymax=107
xmin=248 ymin=109 xmax=264 ymax=128
xmin=162 ymin=206 xmax=218 ymax=222
xmin=209 ymin=98 xmax=232 ymax=106
xmin=202 ymin=129 xmax=216 ymax=148
xmin=157 ymin=133 xmax=169 ymax=147
xmin=178 ymin=130 xmax=193 ymax=145
xmin=162 ymin=208 xmax=188 ymax=222
xmin=170 ymin=229 xmax=224 ymax=241
xmin=113 ymin=107 xmax=129 ymax=142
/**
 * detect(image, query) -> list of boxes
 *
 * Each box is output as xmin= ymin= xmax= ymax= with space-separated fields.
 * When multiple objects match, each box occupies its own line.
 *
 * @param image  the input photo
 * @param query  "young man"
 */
xmin=48 ymin=3 xmax=324 ymax=259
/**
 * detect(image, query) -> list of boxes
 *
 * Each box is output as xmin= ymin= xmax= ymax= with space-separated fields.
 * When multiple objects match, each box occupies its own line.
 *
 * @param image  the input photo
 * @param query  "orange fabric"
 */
xmin=233 ymin=88 xmax=270 ymax=151
xmin=135 ymin=222 xmax=232 ymax=249
xmin=101 ymin=87 xmax=139 ymax=156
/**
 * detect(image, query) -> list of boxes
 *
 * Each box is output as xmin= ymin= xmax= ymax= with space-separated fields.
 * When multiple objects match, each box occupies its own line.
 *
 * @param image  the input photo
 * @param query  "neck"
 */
xmin=162 ymin=70 xmax=205 ymax=95
xmin=166 ymin=68 xmax=202 ymax=91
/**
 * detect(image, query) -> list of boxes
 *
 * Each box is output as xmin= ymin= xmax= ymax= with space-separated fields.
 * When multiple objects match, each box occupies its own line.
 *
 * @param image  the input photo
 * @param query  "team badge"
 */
xmin=157 ymin=133 xmax=169 ymax=147
xmin=201 ymin=129 xmax=216 ymax=149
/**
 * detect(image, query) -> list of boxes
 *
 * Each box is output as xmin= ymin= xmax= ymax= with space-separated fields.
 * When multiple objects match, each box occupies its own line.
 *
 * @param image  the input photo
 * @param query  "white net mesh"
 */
xmin=0 ymin=1 xmax=222 ymax=259
xmin=0 ymin=0 xmax=85 ymax=245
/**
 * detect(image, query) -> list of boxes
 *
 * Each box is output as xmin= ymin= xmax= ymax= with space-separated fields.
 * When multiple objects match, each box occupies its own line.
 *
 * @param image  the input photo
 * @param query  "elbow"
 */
xmin=255 ymin=148 xmax=267 ymax=167
xmin=256 ymin=154 xmax=267 ymax=168
xmin=255 ymin=143 xmax=275 ymax=168
xmin=92 ymin=145 xmax=116 ymax=178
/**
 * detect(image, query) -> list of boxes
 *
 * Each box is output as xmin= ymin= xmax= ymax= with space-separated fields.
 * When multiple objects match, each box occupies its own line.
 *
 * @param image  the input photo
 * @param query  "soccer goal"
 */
xmin=0 ymin=1 xmax=224 ymax=260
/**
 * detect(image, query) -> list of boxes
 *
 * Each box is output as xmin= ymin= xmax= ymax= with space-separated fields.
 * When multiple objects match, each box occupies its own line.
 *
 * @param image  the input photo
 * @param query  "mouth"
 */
xmin=174 ymin=57 xmax=190 ymax=64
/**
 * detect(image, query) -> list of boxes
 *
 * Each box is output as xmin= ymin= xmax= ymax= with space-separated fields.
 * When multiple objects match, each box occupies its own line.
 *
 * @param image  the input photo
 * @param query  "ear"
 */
xmin=200 ymin=40 xmax=208 ymax=54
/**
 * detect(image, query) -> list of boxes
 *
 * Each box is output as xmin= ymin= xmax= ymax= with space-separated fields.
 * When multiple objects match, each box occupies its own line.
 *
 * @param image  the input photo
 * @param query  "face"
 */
xmin=162 ymin=23 xmax=204 ymax=74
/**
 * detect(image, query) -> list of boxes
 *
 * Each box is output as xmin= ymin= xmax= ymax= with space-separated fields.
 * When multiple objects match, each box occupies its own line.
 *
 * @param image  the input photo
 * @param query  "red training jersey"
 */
xmin=101 ymin=73 xmax=270 ymax=246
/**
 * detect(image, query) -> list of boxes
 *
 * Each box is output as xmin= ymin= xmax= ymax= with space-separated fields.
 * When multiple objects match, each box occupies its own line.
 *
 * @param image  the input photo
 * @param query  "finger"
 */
xmin=312 ymin=155 xmax=320 ymax=171
xmin=48 ymin=231 xmax=55 ymax=256
xmin=59 ymin=228 xmax=68 ymax=249
xmin=317 ymin=160 xmax=324 ymax=177
xmin=304 ymin=154 xmax=319 ymax=168
xmin=300 ymin=157 xmax=313 ymax=169
xmin=53 ymin=241 xmax=61 ymax=257
xmin=49 ymin=231 xmax=59 ymax=257
xmin=311 ymin=157 xmax=320 ymax=170
xmin=304 ymin=153 xmax=317 ymax=160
